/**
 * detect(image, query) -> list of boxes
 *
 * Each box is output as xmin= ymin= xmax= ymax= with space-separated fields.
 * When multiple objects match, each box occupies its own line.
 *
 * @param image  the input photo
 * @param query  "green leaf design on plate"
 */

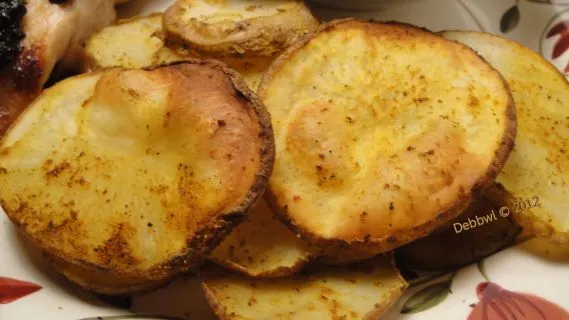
xmin=500 ymin=5 xmax=520 ymax=33
xmin=400 ymin=280 xmax=452 ymax=314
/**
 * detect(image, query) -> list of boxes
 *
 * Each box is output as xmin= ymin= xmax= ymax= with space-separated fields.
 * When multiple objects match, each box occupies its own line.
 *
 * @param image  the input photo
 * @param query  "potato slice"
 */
xmin=163 ymin=0 xmax=319 ymax=57
xmin=210 ymin=198 xmax=317 ymax=278
xmin=442 ymin=31 xmax=569 ymax=244
xmin=83 ymin=14 xmax=188 ymax=70
xmin=202 ymin=255 xmax=407 ymax=320
xmin=0 ymin=61 xmax=274 ymax=294
xmin=395 ymin=183 xmax=522 ymax=271
xmin=259 ymin=20 xmax=516 ymax=255
xmin=83 ymin=14 xmax=273 ymax=91
xmin=45 ymin=252 xmax=171 ymax=296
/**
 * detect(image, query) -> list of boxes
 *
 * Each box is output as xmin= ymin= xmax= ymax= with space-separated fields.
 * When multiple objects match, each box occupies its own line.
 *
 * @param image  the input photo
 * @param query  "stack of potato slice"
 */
xmin=83 ymin=0 xmax=319 ymax=92
xmin=1 ymin=0 xmax=568 ymax=318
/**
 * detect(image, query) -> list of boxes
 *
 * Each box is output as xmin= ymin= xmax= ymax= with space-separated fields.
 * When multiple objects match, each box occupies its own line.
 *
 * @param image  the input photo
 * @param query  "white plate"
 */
xmin=1 ymin=1 xmax=569 ymax=319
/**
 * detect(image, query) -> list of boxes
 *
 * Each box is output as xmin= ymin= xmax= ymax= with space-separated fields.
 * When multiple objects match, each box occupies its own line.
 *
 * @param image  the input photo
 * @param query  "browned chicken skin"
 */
xmin=0 ymin=0 xmax=120 ymax=136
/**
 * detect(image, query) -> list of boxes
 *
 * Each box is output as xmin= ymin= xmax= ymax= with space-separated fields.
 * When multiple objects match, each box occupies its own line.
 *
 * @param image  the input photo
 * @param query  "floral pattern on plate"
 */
xmin=0 ymin=277 xmax=42 ymax=304
xmin=541 ymin=9 xmax=569 ymax=73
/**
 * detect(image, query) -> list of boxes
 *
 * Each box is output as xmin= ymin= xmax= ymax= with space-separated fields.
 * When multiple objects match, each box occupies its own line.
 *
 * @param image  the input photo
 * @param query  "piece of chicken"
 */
xmin=0 ymin=0 xmax=120 ymax=136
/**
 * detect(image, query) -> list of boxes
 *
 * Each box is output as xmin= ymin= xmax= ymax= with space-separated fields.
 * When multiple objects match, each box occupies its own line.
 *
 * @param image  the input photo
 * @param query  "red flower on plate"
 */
xmin=546 ymin=19 xmax=569 ymax=72
xmin=468 ymin=282 xmax=569 ymax=320
xmin=0 ymin=276 xmax=42 ymax=304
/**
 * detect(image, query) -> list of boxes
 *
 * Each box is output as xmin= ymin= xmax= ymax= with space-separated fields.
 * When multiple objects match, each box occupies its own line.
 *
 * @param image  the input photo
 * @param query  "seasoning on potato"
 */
xmin=442 ymin=30 xmax=569 ymax=245
xmin=0 ymin=60 xmax=274 ymax=295
xmin=259 ymin=19 xmax=516 ymax=258
xmin=202 ymin=255 xmax=408 ymax=320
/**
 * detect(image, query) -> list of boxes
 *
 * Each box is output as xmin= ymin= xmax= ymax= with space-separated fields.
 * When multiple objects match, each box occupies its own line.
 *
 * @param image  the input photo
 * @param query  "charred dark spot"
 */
xmin=13 ymin=45 xmax=44 ymax=91
xmin=217 ymin=119 xmax=226 ymax=127
xmin=420 ymin=149 xmax=435 ymax=157
xmin=389 ymin=202 xmax=394 ymax=210
xmin=0 ymin=0 xmax=26 ymax=71
xmin=0 ymin=167 xmax=7 ymax=174
xmin=127 ymin=88 xmax=139 ymax=98
xmin=45 ymin=161 xmax=70 ymax=178
xmin=95 ymin=223 xmax=139 ymax=266
xmin=150 ymin=185 xmax=168 ymax=194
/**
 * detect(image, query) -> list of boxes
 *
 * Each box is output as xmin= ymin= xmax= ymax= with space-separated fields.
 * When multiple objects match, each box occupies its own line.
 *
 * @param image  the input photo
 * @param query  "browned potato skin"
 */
xmin=394 ymin=183 xmax=522 ymax=271
xmin=45 ymin=252 xmax=173 ymax=296
xmin=316 ymin=246 xmax=380 ymax=266
xmin=163 ymin=0 xmax=320 ymax=57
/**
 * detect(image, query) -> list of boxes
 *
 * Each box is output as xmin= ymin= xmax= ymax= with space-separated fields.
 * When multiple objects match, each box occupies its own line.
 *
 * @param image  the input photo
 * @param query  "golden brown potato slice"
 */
xmin=0 ymin=61 xmax=274 ymax=294
xmin=395 ymin=183 xmax=522 ymax=271
xmin=163 ymin=0 xmax=319 ymax=57
xmin=259 ymin=20 xmax=516 ymax=256
xmin=45 ymin=252 xmax=171 ymax=296
xmin=442 ymin=31 xmax=569 ymax=244
xmin=82 ymin=14 xmax=189 ymax=70
xmin=202 ymin=255 xmax=407 ymax=320
xmin=209 ymin=198 xmax=317 ymax=278
xmin=83 ymin=14 xmax=273 ymax=91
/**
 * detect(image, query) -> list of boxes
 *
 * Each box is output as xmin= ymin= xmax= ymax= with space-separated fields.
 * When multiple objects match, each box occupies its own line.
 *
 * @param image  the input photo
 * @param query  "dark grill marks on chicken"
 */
xmin=0 ymin=0 xmax=26 ymax=71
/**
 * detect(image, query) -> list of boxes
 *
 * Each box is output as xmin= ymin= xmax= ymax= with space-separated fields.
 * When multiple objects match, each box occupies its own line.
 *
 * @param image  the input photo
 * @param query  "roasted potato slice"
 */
xmin=83 ymin=14 xmax=273 ymax=91
xmin=442 ymin=31 xmax=569 ymax=244
xmin=395 ymin=183 xmax=522 ymax=271
xmin=202 ymin=255 xmax=407 ymax=320
xmin=0 ymin=61 xmax=274 ymax=294
xmin=82 ymin=14 xmax=189 ymax=70
xmin=163 ymin=0 xmax=319 ymax=57
xmin=209 ymin=198 xmax=317 ymax=278
xmin=45 ymin=252 xmax=171 ymax=296
xmin=259 ymin=20 xmax=516 ymax=256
